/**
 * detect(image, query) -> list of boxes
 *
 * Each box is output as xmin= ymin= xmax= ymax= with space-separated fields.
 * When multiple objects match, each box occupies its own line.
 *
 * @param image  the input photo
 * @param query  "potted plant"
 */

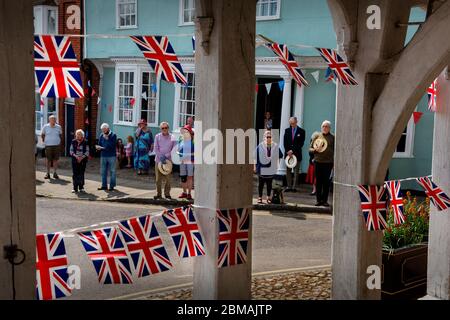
xmin=381 ymin=192 xmax=430 ymax=300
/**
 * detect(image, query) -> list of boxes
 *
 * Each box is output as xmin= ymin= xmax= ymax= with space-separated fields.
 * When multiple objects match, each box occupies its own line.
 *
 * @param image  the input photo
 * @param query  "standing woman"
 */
xmin=134 ymin=119 xmax=154 ymax=175
xmin=310 ymin=120 xmax=335 ymax=207
xmin=254 ymin=130 xmax=283 ymax=204
xmin=70 ymin=129 xmax=89 ymax=193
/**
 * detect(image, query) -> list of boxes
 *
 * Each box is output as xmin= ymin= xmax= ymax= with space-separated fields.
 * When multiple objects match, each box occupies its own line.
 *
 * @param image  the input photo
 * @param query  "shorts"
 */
xmin=180 ymin=163 xmax=194 ymax=177
xmin=45 ymin=145 xmax=60 ymax=162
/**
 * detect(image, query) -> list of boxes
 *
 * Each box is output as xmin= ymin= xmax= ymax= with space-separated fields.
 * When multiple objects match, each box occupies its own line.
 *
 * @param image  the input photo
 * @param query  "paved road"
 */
xmin=37 ymin=198 xmax=331 ymax=300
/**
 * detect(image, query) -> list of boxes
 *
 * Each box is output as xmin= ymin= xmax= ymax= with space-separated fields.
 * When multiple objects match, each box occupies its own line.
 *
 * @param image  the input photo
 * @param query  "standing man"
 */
xmin=283 ymin=117 xmax=305 ymax=192
xmin=41 ymin=115 xmax=62 ymax=179
xmin=154 ymin=122 xmax=176 ymax=200
xmin=310 ymin=120 xmax=335 ymax=207
xmin=96 ymin=123 xmax=117 ymax=191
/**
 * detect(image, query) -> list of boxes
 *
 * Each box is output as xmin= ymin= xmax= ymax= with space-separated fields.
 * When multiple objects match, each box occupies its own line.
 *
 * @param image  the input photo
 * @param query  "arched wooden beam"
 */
xmin=369 ymin=0 xmax=450 ymax=181
xmin=326 ymin=0 xmax=358 ymax=63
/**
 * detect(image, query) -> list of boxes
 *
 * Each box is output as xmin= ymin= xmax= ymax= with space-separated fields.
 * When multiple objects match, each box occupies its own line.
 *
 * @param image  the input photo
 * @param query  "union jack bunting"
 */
xmin=34 ymin=35 xmax=84 ymax=98
xmin=427 ymin=79 xmax=438 ymax=112
xmin=217 ymin=208 xmax=250 ymax=268
xmin=325 ymin=67 xmax=335 ymax=82
xmin=416 ymin=177 xmax=450 ymax=211
xmin=118 ymin=215 xmax=172 ymax=277
xmin=36 ymin=233 xmax=72 ymax=300
xmin=357 ymin=185 xmax=388 ymax=231
xmin=316 ymin=48 xmax=358 ymax=85
xmin=385 ymin=181 xmax=405 ymax=225
xmin=266 ymin=42 xmax=309 ymax=87
xmin=131 ymin=35 xmax=187 ymax=84
xmin=162 ymin=206 xmax=205 ymax=258
xmin=78 ymin=227 xmax=133 ymax=284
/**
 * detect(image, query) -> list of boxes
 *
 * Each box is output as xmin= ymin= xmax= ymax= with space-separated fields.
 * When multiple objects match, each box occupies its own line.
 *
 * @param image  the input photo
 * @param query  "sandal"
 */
xmin=257 ymin=198 xmax=263 ymax=204
xmin=266 ymin=198 xmax=272 ymax=204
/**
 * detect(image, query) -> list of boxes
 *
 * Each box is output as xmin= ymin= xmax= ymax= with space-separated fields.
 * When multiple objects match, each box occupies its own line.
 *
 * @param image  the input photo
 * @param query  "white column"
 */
xmin=277 ymin=76 xmax=292 ymax=175
xmin=426 ymin=68 xmax=450 ymax=300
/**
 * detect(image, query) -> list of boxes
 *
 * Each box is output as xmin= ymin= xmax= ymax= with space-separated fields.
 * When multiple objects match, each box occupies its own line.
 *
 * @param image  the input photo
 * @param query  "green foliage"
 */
xmin=383 ymin=192 xmax=430 ymax=250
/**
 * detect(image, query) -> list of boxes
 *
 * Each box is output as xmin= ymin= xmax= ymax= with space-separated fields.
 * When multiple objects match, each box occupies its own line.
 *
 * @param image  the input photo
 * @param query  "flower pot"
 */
xmin=381 ymin=243 xmax=428 ymax=300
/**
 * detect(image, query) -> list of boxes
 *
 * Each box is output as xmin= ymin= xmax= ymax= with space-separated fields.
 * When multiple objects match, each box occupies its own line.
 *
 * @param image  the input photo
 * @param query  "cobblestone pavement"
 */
xmin=136 ymin=269 xmax=331 ymax=300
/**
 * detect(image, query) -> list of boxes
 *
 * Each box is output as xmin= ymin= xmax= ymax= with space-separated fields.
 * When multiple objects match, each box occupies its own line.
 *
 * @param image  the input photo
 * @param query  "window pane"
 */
xmin=47 ymin=9 xmax=56 ymax=34
xmin=397 ymin=135 xmax=407 ymax=152
xmin=270 ymin=2 xmax=277 ymax=16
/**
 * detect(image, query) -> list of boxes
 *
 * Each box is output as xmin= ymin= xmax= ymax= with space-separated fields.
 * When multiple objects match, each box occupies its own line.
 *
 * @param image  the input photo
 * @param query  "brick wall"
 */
xmin=56 ymin=0 xmax=100 ymax=150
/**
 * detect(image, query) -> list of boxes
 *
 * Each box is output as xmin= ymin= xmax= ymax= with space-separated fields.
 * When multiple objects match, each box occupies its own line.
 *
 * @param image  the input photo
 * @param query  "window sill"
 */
xmin=178 ymin=22 xmax=195 ymax=27
xmin=393 ymin=153 xmax=415 ymax=159
xmin=256 ymin=16 xmax=281 ymax=21
xmin=116 ymin=25 xmax=138 ymax=30
xmin=114 ymin=121 xmax=136 ymax=127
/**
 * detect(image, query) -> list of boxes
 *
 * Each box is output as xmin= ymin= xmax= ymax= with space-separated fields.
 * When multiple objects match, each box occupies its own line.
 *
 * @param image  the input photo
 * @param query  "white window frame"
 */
xmin=173 ymin=64 xmax=195 ymax=132
xmin=35 ymin=90 xmax=59 ymax=135
xmin=393 ymin=113 xmax=415 ymax=158
xmin=256 ymin=0 xmax=281 ymax=21
xmin=33 ymin=5 xmax=58 ymax=35
xmin=139 ymin=70 xmax=160 ymax=127
xmin=179 ymin=0 xmax=196 ymax=26
xmin=114 ymin=64 xmax=160 ymax=127
xmin=116 ymin=0 xmax=138 ymax=30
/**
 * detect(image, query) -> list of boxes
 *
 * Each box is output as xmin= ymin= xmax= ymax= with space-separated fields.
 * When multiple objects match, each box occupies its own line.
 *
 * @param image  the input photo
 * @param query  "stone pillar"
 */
xmin=0 ymin=0 xmax=36 ymax=299
xmin=277 ymin=76 xmax=292 ymax=175
xmin=192 ymin=0 xmax=256 ymax=300
xmin=426 ymin=68 xmax=450 ymax=300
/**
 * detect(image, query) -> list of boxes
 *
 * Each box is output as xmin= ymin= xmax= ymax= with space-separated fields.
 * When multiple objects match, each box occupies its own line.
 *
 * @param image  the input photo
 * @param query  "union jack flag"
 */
xmin=316 ymin=48 xmax=358 ymax=85
xmin=36 ymin=233 xmax=72 ymax=300
xmin=427 ymin=79 xmax=438 ymax=112
xmin=385 ymin=181 xmax=405 ymax=225
xmin=357 ymin=185 xmax=388 ymax=231
xmin=78 ymin=227 xmax=133 ymax=284
xmin=325 ymin=67 xmax=335 ymax=82
xmin=217 ymin=208 xmax=250 ymax=268
xmin=416 ymin=177 xmax=450 ymax=211
xmin=266 ymin=43 xmax=308 ymax=87
xmin=131 ymin=35 xmax=187 ymax=85
xmin=162 ymin=206 xmax=205 ymax=258
xmin=34 ymin=35 xmax=84 ymax=98
xmin=118 ymin=215 xmax=172 ymax=277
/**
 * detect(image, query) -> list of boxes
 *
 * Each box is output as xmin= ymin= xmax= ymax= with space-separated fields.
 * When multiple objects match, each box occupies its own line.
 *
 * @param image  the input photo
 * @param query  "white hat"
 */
xmin=285 ymin=155 xmax=298 ymax=169
xmin=158 ymin=160 xmax=173 ymax=175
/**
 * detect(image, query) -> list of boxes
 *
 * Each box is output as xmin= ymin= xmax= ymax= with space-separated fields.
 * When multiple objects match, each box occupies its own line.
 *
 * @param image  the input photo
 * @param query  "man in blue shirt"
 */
xmin=96 ymin=123 xmax=117 ymax=191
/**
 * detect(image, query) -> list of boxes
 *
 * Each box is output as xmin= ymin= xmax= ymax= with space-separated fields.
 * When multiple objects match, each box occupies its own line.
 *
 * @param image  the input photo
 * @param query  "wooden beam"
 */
xmin=0 ymin=0 xmax=36 ymax=300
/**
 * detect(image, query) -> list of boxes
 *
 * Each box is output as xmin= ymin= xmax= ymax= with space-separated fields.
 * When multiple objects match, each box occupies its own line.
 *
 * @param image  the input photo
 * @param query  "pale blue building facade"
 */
xmin=85 ymin=0 xmax=432 ymax=188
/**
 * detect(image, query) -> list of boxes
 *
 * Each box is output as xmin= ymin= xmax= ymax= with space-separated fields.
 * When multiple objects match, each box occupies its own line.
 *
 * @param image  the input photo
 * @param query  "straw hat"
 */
xmin=285 ymin=155 xmax=298 ymax=169
xmin=313 ymin=135 xmax=328 ymax=153
xmin=157 ymin=159 xmax=173 ymax=175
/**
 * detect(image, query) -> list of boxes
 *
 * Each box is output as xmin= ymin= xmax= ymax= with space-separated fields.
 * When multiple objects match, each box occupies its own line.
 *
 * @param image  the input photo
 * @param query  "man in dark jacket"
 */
xmin=96 ymin=123 xmax=117 ymax=191
xmin=283 ymin=117 xmax=306 ymax=192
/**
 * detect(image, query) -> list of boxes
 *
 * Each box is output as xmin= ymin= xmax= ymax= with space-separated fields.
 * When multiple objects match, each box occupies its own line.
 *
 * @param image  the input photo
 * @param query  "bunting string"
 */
xmin=333 ymin=175 xmax=433 ymax=189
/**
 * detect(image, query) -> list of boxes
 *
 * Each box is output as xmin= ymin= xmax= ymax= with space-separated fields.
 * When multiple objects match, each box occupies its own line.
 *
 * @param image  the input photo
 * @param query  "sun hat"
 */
xmin=158 ymin=159 xmax=173 ymax=175
xmin=181 ymin=125 xmax=194 ymax=136
xmin=285 ymin=155 xmax=298 ymax=169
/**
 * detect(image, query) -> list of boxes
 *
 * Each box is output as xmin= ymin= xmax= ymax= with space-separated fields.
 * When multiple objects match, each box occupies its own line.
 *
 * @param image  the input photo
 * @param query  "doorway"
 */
xmin=65 ymin=101 xmax=75 ymax=156
xmin=255 ymin=77 xmax=283 ymax=132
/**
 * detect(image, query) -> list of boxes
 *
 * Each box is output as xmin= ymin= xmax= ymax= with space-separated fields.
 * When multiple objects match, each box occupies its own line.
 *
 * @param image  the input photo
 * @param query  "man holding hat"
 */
xmin=283 ymin=117 xmax=306 ymax=192
xmin=154 ymin=122 xmax=176 ymax=199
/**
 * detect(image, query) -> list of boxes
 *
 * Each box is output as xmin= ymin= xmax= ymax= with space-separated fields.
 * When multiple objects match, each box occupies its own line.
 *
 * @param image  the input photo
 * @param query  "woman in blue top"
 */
xmin=134 ymin=119 xmax=154 ymax=175
xmin=254 ymin=130 xmax=283 ymax=204
xmin=177 ymin=125 xmax=195 ymax=200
